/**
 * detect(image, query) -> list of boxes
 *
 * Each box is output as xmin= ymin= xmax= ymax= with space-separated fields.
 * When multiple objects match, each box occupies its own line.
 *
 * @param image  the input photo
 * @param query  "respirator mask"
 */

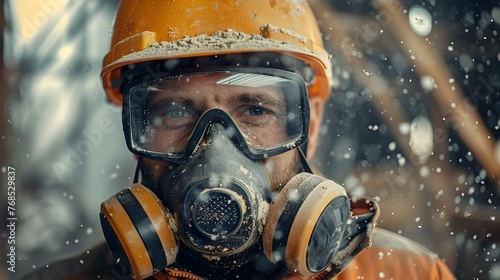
xmin=100 ymin=63 xmax=377 ymax=279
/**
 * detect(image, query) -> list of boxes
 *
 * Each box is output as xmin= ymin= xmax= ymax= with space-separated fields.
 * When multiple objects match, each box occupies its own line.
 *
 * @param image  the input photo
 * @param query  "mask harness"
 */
xmin=101 ymin=113 xmax=378 ymax=280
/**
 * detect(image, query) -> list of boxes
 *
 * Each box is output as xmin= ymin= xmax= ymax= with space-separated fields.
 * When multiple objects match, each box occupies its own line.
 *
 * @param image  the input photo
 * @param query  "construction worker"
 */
xmin=22 ymin=0 xmax=455 ymax=279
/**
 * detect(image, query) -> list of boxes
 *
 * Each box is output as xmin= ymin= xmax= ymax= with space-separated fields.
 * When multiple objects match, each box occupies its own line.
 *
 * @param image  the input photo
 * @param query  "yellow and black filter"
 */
xmin=100 ymin=184 xmax=178 ymax=279
xmin=263 ymin=173 xmax=350 ymax=276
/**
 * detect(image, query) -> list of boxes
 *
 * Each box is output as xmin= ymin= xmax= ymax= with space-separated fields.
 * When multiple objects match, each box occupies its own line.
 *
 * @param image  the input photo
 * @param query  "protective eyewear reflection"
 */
xmin=122 ymin=67 xmax=310 ymax=162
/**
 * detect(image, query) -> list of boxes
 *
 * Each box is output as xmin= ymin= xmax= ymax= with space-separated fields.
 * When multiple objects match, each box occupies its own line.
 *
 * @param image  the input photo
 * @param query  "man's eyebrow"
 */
xmin=230 ymin=91 xmax=285 ymax=106
xmin=148 ymin=96 xmax=194 ymax=108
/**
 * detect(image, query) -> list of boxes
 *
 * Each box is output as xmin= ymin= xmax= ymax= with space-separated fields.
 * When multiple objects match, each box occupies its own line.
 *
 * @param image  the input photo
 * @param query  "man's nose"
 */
xmin=199 ymin=121 xmax=232 ymax=147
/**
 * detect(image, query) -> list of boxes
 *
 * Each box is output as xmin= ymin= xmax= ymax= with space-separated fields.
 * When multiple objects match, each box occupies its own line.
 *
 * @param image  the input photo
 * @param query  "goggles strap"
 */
xmin=298 ymin=146 xmax=313 ymax=174
xmin=133 ymin=157 xmax=143 ymax=184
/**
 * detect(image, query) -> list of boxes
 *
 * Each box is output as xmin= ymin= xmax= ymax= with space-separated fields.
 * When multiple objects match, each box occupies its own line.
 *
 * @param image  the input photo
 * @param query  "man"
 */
xmin=23 ymin=0 xmax=455 ymax=279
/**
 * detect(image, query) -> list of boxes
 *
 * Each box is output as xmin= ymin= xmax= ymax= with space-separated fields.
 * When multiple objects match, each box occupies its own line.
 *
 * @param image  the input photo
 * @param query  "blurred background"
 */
xmin=1 ymin=0 xmax=499 ymax=279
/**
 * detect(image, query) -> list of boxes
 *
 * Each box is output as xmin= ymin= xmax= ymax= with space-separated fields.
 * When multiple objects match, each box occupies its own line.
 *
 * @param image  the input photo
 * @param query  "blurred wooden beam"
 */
xmin=308 ymin=1 xmax=499 ymax=267
xmin=309 ymin=1 xmax=459 ymax=204
xmin=373 ymin=0 xmax=500 ymax=189
xmin=309 ymin=0 xmax=417 ymax=167
xmin=311 ymin=0 xmax=500 ymax=189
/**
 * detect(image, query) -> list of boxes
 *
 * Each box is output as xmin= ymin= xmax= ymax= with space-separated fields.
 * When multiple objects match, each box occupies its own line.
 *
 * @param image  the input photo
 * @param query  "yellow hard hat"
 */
xmin=101 ymin=0 xmax=332 ymax=105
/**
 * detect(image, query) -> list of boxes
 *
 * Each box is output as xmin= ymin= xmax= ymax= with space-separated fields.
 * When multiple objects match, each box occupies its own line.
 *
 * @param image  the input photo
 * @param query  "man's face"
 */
xmin=137 ymin=73 xmax=303 ymax=192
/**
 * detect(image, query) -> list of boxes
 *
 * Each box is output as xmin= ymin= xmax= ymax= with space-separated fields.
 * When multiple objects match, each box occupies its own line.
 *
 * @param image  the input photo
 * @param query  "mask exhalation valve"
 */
xmin=192 ymin=188 xmax=243 ymax=238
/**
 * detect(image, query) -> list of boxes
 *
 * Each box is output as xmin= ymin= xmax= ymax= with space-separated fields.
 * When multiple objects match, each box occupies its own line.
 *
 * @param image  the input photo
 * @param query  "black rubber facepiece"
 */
xmin=161 ymin=122 xmax=272 ymax=256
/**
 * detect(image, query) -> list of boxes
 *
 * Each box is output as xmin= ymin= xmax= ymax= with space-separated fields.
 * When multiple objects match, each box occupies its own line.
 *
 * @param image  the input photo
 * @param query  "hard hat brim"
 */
xmin=101 ymin=30 xmax=331 ymax=105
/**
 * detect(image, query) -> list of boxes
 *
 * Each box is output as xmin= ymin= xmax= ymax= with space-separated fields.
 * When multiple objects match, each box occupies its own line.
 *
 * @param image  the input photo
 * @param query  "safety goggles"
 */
xmin=121 ymin=67 xmax=310 ymax=162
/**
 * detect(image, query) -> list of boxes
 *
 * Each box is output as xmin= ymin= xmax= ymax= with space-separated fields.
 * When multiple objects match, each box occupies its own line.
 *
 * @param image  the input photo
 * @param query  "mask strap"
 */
xmin=133 ymin=157 xmax=143 ymax=184
xmin=298 ymin=146 xmax=313 ymax=174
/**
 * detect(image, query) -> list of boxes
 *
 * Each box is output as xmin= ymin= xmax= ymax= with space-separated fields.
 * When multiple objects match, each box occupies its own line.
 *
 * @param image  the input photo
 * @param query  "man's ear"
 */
xmin=307 ymin=97 xmax=325 ymax=159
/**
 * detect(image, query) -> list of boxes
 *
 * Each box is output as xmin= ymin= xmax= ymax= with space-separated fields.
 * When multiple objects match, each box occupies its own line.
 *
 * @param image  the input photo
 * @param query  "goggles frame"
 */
xmin=121 ymin=66 xmax=311 ymax=163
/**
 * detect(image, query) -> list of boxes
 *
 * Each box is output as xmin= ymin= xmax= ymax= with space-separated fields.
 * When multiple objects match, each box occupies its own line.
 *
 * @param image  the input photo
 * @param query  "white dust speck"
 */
xmin=289 ymin=189 xmax=300 ymax=202
xmin=420 ymin=75 xmax=436 ymax=91
xmin=408 ymin=6 xmax=432 ymax=36
xmin=369 ymin=125 xmax=379 ymax=131
xmin=419 ymin=166 xmax=430 ymax=177
xmin=399 ymin=122 xmax=410 ymax=135
xmin=239 ymin=165 xmax=249 ymax=175
xmin=388 ymin=142 xmax=396 ymax=151
xmin=492 ymin=7 xmax=500 ymax=24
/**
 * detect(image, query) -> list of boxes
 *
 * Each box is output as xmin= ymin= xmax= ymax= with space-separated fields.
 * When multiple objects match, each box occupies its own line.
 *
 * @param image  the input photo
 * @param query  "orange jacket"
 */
xmin=333 ymin=228 xmax=455 ymax=280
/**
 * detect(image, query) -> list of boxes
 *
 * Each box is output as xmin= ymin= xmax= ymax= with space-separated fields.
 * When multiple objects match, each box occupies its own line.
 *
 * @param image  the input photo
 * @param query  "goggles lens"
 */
xmin=123 ymin=68 xmax=310 ymax=162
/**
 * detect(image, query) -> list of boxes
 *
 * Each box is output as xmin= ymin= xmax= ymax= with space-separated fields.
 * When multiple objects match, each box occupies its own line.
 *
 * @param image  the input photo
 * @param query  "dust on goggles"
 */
xmin=121 ymin=67 xmax=310 ymax=162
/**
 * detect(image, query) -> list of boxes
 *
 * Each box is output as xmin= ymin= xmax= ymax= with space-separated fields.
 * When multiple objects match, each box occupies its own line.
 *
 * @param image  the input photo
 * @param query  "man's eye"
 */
xmin=246 ymin=107 xmax=266 ymax=116
xmin=233 ymin=105 xmax=278 ymax=127
xmin=151 ymin=105 xmax=197 ymax=129
xmin=168 ymin=108 xmax=189 ymax=119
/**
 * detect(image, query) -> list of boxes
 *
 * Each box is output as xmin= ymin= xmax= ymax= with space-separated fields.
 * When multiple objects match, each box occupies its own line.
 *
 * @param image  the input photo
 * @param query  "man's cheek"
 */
xmin=264 ymin=156 xmax=290 ymax=191
xmin=264 ymin=160 xmax=276 ymax=174
xmin=142 ymin=160 xmax=171 ymax=183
